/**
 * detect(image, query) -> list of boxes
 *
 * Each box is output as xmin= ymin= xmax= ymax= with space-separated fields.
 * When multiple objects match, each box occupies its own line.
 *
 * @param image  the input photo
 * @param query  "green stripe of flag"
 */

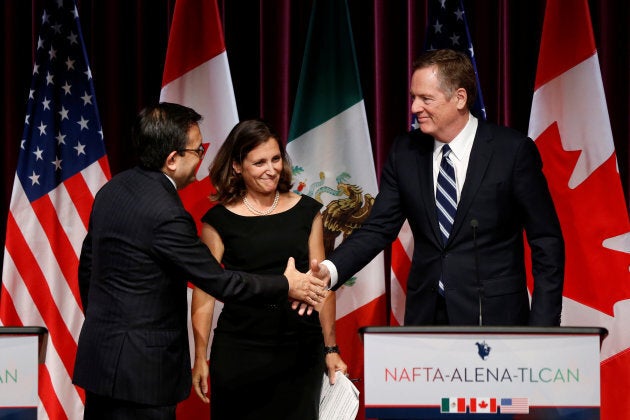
xmin=288 ymin=0 xmax=363 ymax=142
xmin=285 ymin=0 xmax=386 ymax=399
xmin=441 ymin=398 xmax=451 ymax=412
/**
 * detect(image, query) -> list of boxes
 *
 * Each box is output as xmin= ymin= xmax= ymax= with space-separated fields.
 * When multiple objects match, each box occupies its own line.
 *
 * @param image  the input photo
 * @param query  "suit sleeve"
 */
xmin=514 ymin=138 xmax=565 ymax=326
xmin=329 ymin=137 xmax=407 ymax=289
xmin=153 ymin=211 xmax=288 ymax=303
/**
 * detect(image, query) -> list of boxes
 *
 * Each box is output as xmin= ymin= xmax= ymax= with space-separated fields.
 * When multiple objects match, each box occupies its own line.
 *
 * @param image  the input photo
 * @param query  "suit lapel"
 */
xmin=450 ymin=122 xmax=493 ymax=241
xmin=413 ymin=131 xmax=443 ymax=245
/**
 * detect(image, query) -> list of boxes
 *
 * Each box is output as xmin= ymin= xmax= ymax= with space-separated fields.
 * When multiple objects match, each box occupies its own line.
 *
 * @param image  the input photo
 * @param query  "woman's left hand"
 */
xmin=325 ymin=353 xmax=348 ymax=385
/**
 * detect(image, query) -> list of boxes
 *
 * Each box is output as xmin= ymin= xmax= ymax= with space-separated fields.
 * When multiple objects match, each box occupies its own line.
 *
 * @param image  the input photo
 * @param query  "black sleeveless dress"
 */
xmin=203 ymin=195 xmax=325 ymax=420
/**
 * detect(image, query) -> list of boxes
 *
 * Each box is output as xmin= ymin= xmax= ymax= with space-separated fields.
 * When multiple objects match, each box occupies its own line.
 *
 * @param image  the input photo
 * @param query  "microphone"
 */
xmin=470 ymin=219 xmax=482 ymax=326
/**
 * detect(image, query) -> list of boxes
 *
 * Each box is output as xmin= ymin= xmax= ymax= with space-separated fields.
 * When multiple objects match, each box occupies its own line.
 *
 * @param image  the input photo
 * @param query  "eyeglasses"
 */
xmin=179 ymin=145 xmax=205 ymax=159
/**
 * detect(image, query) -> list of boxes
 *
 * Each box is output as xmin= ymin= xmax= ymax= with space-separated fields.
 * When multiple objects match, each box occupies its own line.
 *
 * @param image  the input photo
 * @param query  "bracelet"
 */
xmin=324 ymin=345 xmax=340 ymax=355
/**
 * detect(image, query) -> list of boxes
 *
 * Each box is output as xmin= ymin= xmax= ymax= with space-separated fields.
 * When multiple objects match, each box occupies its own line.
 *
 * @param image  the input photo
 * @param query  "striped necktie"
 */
xmin=436 ymin=144 xmax=457 ymax=245
xmin=436 ymin=144 xmax=457 ymax=296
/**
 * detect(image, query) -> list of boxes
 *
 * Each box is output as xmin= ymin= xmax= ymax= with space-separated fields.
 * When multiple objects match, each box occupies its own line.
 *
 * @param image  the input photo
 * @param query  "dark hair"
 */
xmin=131 ymin=102 xmax=202 ymax=170
xmin=412 ymin=49 xmax=476 ymax=110
xmin=210 ymin=119 xmax=293 ymax=204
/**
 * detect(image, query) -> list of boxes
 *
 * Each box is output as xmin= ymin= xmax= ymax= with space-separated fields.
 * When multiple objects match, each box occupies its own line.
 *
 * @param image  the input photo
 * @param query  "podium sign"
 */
xmin=0 ymin=327 xmax=47 ymax=420
xmin=362 ymin=326 xmax=605 ymax=419
xmin=0 ymin=336 xmax=38 ymax=405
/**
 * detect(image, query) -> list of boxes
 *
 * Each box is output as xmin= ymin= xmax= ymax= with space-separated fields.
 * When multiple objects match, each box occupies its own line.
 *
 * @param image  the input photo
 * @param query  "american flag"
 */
xmin=499 ymin=397 xmax=529 ymax=414
xmin=423 ymin=0 xmax=486 ymax=120
xmin=0 ymin=0 xmax=110 ymax=418
xmin=390 ymin=0 xmax=485 ymax=326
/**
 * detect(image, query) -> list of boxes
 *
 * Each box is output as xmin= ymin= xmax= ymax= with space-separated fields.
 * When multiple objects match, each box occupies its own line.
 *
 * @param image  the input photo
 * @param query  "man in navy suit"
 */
xmin=313 ymin=49 xmax=564 ymax=327
xmin=73 ymin=103 xmax=326 ymax=419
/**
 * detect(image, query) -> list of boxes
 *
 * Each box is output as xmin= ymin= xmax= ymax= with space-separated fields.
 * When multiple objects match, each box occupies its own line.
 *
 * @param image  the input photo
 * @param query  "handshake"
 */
xmin=283 ymin=257 xmax=332 ymax=315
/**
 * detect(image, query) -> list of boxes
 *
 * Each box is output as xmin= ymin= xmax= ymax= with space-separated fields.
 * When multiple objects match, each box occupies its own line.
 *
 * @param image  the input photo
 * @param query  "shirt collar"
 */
xmin=162 ymin=172 xmax=177 ymax=190
xmin=434 ymin=113 xmax=478 ymax=160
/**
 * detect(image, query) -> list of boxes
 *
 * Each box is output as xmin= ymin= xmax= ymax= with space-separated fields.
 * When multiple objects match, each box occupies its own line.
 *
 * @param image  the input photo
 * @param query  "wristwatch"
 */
xmin=324 ymin=345 xmax=340 ymax=355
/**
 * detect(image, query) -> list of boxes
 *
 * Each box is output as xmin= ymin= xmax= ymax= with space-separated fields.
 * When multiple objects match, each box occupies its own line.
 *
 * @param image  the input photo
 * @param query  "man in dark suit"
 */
xmin=313 ymin=49 xmax=564 ymax=327
xmin=73 ymin=103 xmax=326 ymax=419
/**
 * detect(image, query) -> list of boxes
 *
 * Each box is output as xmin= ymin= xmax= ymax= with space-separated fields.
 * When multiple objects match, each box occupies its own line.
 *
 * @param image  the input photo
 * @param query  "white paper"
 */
xmin=319 ymin=371 xmax=360 ymax=420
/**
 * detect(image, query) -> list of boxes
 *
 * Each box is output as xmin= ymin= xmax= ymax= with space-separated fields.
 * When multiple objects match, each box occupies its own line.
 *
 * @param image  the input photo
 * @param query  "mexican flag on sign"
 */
xmin=286 ymin=0 xmax=387 ymax=418
xmin=441 ymin=397 xmax=466 ymax=413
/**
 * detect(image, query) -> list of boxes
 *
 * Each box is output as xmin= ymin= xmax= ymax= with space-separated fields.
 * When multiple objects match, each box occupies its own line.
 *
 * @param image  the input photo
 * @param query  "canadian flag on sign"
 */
xmin=469 ymin=397 xmax=497 ymax=413
xmin=528 ymin=1 xmax=630 ymax=420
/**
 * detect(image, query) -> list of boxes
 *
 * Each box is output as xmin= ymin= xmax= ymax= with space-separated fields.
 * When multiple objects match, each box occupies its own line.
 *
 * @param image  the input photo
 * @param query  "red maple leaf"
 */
xmin=530 ymin=122 xmax=630 ymax=316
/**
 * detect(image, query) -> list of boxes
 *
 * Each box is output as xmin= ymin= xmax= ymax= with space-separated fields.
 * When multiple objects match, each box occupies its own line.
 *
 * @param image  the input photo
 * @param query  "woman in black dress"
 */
xmin=190 ymin=119 xmax=347 ymax=420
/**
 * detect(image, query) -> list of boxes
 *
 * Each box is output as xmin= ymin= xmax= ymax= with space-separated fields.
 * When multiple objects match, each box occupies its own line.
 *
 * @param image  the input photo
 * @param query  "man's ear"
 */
xmin=455 ymin=87 xmax=468 ymax=110
xmin=164 ymin=150 xmax=179 ymax=171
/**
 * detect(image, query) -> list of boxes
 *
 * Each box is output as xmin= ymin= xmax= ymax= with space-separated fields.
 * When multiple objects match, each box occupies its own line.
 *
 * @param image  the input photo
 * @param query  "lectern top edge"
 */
xmin=359 ymin=325 xmax=608 ymax=339
xmin=0 ymin=326 xmax=49 ymax=364
xmin=0 ymin=326 xmax=48 ymax=336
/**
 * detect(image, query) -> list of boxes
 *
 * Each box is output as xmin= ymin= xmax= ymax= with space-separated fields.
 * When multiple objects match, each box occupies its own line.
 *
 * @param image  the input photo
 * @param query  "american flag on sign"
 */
xmin=0 ymin=0 xmax=110 ymax=418
xmin=390 ymin=0 xmax=485 ymax=326
xmin=500 ymin=397 xmax=529 ymax=414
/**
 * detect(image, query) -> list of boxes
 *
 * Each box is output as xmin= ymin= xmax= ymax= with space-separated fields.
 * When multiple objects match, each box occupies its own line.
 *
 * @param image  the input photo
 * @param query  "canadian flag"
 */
xmin=469 ymin=397 xmax=497 ymax=413
xmin=528 ymin=1 xmax=630 ymax=419
xmin=160 ymin=0 xmax=238 ymax=229
xmin=159 ymin=0 xmax=238 ymax=417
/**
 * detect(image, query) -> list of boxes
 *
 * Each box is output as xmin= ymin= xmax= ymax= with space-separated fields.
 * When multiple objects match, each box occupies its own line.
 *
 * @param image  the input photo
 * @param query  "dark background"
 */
xmin=1 ymin=0 xmax=628 ymax=252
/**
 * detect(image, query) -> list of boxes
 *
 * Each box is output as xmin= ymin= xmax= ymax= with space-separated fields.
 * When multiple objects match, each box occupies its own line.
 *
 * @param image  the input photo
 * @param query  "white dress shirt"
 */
xmin=432 ymin=113 xmax=477 ymax=200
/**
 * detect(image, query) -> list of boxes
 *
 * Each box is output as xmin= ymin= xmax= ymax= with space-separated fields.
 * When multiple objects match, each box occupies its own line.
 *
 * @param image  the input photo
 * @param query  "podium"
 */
xmin=361 ymin=326 xmax=607 ymax=419
xmin=0 ymin=327 xmax=48 ymax=420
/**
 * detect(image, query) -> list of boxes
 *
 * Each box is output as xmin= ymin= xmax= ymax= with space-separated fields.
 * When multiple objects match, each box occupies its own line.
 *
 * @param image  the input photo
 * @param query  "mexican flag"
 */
xmin=286 ymin=1 xmax=387 ymax=418
xmin=441 ymin=397 xmax=467 ymax=413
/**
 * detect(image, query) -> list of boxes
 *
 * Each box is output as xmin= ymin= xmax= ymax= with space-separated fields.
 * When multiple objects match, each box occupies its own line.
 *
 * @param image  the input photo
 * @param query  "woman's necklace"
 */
xmin=242 ymin=191 xmax=280 ymax=216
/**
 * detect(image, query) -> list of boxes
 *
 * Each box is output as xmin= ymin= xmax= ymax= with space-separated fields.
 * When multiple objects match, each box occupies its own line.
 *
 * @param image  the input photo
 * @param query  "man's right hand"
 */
xmin=309 ymin=258 xmax=331 ymax=286
xmin=290 ymin=259 xmax=333 ymax=316
xmin=283 ymin=257 xmax=327 ymax=305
